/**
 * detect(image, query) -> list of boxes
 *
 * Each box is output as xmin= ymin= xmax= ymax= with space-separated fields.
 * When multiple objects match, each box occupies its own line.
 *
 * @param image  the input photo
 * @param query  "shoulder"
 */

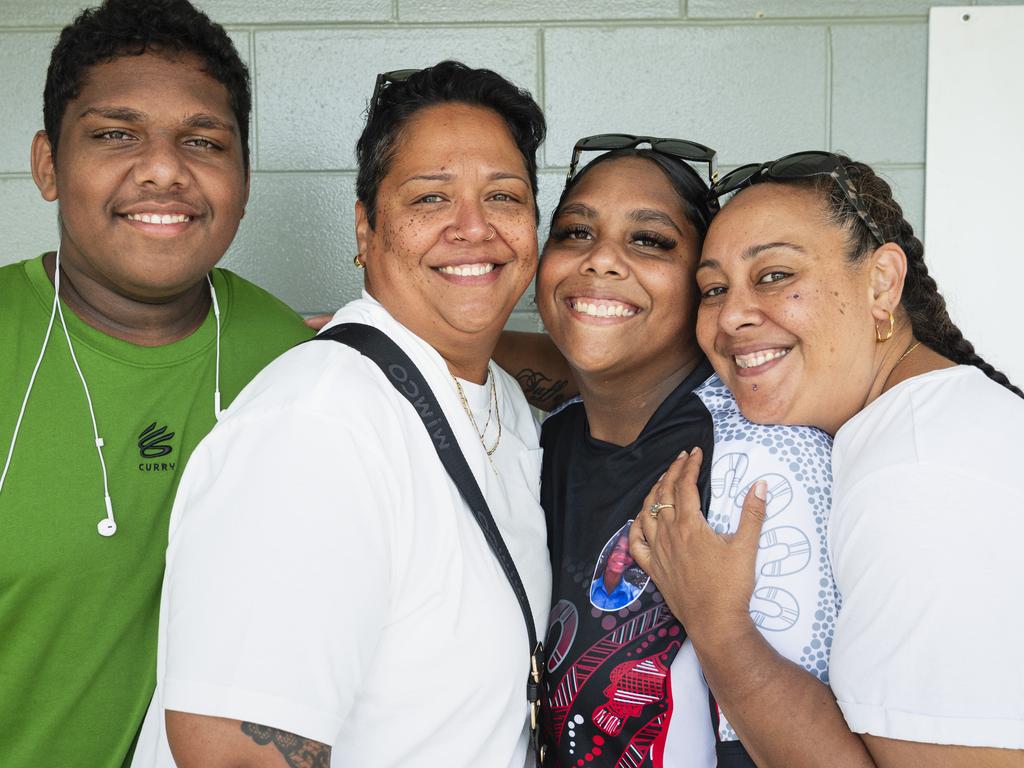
xmin=214 ymin=268 xmax=313 ymax=348
xmin=0 ymin=257 xmax=42 ymax=309
xmin=0 ymin=259 xmax=34 ymax=326
xmin=834 ymin=366 xmax=1024 ymax=493
xmin=698 ymin=374 xmax=832 ymax=471
xmin=219 ymin=336 xmax=408 ymax=433
xmin=699 ymin=373 xmax=832 ymax=449
xmin=843 ymin=366 xmax=1023 ymax=443
xmin=0 ymin=257 xmax=30 ymax=283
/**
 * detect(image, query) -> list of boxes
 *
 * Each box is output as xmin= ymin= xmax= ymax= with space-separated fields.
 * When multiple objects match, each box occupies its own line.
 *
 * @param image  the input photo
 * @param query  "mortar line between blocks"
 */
xmin=536 ymin=27 xmax=547 ymax=169
xmin=825 ymin=25 xmax=834 ymax=151
xmin=249 ymin=29 xmax=260 ymax=169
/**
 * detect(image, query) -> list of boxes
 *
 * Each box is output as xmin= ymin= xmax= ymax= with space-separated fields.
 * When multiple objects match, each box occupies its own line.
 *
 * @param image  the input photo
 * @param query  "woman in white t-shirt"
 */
xmin=632 ymin=152 xmax=1024 ymax=768
xmin=133 ymin=61 xmax=552 ymax=768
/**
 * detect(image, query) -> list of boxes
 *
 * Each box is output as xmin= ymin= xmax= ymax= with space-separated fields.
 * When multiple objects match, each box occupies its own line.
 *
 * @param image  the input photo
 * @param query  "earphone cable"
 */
xmin=52 ymin=254 xmax=115 ymax=519
xmin=1 ymin=252 xmax=223 ymax=533
xmin=0 ymin=259 xmax=61 ymax=496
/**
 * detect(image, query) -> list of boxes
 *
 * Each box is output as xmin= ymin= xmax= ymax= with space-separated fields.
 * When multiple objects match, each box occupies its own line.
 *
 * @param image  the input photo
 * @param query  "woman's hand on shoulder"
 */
xmin=303 ymin=313 xmax=333 ymax=331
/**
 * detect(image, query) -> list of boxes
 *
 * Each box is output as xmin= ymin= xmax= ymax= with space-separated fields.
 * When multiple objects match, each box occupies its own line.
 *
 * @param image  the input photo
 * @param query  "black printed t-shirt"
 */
xmin=539 ymin=360 xmax=719 ymax=767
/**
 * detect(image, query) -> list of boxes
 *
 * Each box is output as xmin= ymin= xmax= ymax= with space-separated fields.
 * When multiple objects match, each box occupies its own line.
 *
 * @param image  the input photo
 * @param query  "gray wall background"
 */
xmin=0 ymin=0 xmax=1012 ymax=329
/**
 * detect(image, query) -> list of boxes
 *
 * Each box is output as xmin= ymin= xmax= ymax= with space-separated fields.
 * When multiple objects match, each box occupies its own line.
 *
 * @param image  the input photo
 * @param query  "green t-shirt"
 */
xmin=0 ymin=255 xmax=313 ymax=767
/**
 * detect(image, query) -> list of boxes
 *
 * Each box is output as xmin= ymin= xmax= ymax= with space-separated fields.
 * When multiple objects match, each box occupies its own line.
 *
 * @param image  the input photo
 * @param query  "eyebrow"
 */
xmin=697 ymin=241 xmax=805 ymax=271
xmin=554 ymin=202 xmax=596 ymax=219
xmin=182 ymin=113 xmax=237 ymax=133
xmin=399 ymin=170 xmax=530 ymax=188
xmin=80 ymin=106 xmax=147 ymax=123
xmin=630 ymin=208 xmax=685 ymax=238
xmin=79 ymin=106 xmax=236 ymax=134
xmin=553 ymin=203 xmax=685 ymax=238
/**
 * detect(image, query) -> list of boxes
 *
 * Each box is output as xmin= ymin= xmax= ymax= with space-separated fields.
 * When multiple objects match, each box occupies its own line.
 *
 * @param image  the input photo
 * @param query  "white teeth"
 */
xmin=569 ymin=299 xmax=637 ymax=318
xmin=438 ymin=263 xmax=495 ymax=277
xmin=734 ymin=348 xmax=789 ymax=369
xmin=126 ymin=213 xmax=190 ymax=224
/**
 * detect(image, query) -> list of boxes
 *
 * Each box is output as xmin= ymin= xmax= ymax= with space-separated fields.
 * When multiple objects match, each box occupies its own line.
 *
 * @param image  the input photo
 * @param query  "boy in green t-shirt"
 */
xmin=0 ymin=2 xmax=312 ymax=765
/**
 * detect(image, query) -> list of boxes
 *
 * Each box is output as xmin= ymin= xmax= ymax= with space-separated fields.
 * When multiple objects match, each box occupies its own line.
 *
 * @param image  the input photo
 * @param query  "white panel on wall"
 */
xmin=925 ymin=6 xmax=1024 ymax=385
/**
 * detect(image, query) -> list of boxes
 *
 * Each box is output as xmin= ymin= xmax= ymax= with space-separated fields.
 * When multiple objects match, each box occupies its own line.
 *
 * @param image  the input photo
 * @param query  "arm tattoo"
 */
xmin=241 ymin=722 xmax=331 ymax=768
xmin=515 ymin=367 xmax=569 ymax=411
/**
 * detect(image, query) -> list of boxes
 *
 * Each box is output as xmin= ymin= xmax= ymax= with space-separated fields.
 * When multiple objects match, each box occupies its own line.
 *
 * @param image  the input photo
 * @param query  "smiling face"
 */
xmin=606 ymin=535 xmax=634 ymax=575
xmin=695 ymin=183 xmax=883 ymax=434
xmin=32 ymin=51 xmax=248 ymax=302
xmin=356 ymin=102 xmax=538 ymax=368
xmin=537 ymin=156 xmax=702 ymax=384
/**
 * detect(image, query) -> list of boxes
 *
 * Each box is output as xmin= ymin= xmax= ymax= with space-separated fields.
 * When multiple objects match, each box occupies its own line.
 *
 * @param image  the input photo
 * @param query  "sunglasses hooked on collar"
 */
xmin=566 ymin=133 xmax=719 ymax=188
xmin=366 ymin=68 xmax=421 ymax=125
xmin=710 ymin=150 xmax=886 ymax=245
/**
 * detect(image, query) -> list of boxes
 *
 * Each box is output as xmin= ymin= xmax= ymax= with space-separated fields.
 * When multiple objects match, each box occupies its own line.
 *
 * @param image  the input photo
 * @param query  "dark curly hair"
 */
xmin=44 ymin=0 xmax=251 ymax=171
xmin=781 ymin=155 xmax=1022 ymax=397
xmin=355 ymin=60 xmax=546 ymax=228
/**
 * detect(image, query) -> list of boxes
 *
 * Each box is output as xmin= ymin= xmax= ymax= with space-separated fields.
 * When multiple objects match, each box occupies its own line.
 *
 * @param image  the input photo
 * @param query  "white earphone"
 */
xmin=0 ymin=248 xmax=223 ymax=537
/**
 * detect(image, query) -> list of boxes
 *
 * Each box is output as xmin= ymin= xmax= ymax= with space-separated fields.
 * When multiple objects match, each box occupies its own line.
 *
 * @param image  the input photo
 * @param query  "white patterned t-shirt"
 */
xmin=667 ymin=374 xmax=838 ymax=758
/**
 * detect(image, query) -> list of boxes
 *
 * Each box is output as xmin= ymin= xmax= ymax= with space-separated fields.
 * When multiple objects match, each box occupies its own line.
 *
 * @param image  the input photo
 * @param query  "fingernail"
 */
xmin=753 ymin=480 xmax=767 ymax=501
xmin=692 ymin=446 xmax=702 ymax=457
xmin=677 ymin=450 xmax=688 ymax=459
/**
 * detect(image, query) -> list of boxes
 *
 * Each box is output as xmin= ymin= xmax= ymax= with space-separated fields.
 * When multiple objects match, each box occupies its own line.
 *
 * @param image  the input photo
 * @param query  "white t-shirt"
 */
xmin=132 ymin=295 xmax=552 ymax=768
xmin=829 ymin=366 xmax=1024 ymax=749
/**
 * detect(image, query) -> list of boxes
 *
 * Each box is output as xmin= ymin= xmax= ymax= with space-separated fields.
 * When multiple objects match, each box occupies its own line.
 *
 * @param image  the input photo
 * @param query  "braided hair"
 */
xmin=794 ymin=156 xmax=1022 ymax=398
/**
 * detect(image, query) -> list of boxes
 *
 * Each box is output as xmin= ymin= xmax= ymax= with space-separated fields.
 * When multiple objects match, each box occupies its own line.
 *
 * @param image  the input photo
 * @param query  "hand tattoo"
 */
xmin=241 ymin=722 xmax=331 ymax=768
xmin=515 ymin=368 xmax=569 ymax=411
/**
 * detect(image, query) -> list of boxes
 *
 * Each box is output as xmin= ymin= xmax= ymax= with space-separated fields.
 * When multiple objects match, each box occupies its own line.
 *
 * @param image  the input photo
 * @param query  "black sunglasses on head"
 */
xmin=366 ymin=68 xmax=421 ymax=125
xmin=567 ymin=133 xmax=719 ymax=187
xmin=711 ymin=151 xmax=886 ymax=245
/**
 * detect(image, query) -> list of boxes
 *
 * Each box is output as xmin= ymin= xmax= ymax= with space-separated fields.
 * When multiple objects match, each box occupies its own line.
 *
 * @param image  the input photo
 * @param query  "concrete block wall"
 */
xmin=1 ymin=0 xmax=1009 ymax=328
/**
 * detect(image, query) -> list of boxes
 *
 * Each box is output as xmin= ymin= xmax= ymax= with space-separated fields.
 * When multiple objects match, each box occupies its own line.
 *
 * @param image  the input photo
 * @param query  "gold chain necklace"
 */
xmin=896 ymin=340 xmax=921 ymax=367
xmin=882 ymin=340 xmax=923 ymax=391
xmin=451 ymin=365 xmax=502 ymax=458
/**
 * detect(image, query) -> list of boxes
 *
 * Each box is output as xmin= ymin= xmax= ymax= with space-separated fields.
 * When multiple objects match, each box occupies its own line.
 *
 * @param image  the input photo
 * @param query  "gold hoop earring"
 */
xmin=354 ymin=254 xmax=365 ymax=269
xmin=875 ymin=311 xmax=894 ymax=342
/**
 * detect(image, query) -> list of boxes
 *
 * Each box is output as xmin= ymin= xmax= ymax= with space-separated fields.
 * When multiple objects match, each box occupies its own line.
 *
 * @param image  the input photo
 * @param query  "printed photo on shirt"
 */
xmin=589 ymin=521 xmax=650 ymax=611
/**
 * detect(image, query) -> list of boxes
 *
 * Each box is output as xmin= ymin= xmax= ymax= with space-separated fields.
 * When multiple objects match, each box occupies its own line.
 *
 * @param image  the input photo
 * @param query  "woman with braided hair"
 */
xmin=631 ymin=152 xmax=1024 ymax=768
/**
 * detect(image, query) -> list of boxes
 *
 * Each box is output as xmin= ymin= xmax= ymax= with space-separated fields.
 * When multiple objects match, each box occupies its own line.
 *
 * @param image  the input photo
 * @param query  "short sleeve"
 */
xmin=159 ymin=397 xmax=402 ymax=745
xmin=828 ymin=464 xmax=1024 ymax=749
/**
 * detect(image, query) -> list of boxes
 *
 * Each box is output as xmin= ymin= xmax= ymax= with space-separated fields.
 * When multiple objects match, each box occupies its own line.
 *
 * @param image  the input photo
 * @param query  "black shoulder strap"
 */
xmin=312 ymin=324 xmax=545 ymax=731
